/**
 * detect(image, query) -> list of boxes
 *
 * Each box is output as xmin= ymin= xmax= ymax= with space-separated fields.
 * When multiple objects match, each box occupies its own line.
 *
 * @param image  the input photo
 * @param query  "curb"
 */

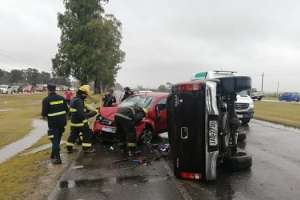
xmin=48 ymin=150 xmax=82 ymax=200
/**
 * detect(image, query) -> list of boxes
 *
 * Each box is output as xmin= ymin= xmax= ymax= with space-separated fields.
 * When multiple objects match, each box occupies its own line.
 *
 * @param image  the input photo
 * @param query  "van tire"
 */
xmin=238 ymin=132 xmax=246 ymax=142
xmin=241 ymin=118 xmax=250 ymax=125
xmin=224 ymin=152 xmax=252 ymax=171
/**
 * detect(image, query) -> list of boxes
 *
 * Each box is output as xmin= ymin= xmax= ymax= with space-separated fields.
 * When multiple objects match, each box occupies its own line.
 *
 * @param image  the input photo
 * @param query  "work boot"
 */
xmin=117 ymin=142 xmax=126 ymax=151
xmin=127 ymin=146 xmax=136 ymax=157
xmin=83 ymin=147 xmax=96 ymax=153
xmin=66 ymin=146 xmax=73 ymax=153
xmin=51 ymin=158 xmax=62 ymax=165
xmin=128 ymin=150 xmax=134 ymax=157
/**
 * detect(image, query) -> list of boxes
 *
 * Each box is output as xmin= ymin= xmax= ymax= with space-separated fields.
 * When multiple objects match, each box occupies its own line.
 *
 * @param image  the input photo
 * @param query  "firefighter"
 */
xmin=66 ymin=85 xmax=97 ymax=153
xmin=115 ymin=104 xmax=146 ymax=156
xmin=121 ymin=87 xmax=134 ymax=101
xmin=42 ymin=83 xmax=68 ymax=164
xmin=102 ymin=89 xmax=116 ymax=107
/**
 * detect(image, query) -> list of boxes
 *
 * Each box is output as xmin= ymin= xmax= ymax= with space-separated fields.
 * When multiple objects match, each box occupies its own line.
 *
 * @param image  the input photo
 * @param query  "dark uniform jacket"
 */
xmin=115 ymin=105 xmax=146 ymax=124
xmin=102 ymin=94 xmax=116 ymax=107
xmin=121 ymin=91 xmax=134 ymax=102
xmin=70 ymin=95 xmax=97 ymax=125
xmin=42 ymin=93 xmax=68 ymax=128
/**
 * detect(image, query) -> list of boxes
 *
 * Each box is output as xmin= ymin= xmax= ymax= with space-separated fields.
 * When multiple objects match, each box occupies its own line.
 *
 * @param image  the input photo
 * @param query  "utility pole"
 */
xmin=276 ymin=80 xmax=280 ymax=97
xmin=261 ymin=72 xmax=264 ymax=92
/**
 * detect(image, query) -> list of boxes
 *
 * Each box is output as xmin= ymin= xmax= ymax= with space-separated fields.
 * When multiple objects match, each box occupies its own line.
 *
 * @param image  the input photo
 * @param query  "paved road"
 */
xmin=51 ymin=120 xmax=300 ymax=200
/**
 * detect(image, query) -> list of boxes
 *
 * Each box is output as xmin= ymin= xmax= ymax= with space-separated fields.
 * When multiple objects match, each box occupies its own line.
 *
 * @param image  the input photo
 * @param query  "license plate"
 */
xmin=237 ymin=114 xmax=243 ymax=118
xmin=102 ymin=127 xmax=116 ymax=133
xmin=208 ymin=120 xmax=218 ymax=146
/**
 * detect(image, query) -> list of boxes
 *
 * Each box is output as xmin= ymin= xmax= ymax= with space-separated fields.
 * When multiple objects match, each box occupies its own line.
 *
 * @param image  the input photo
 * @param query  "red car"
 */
xmin=93 ymin=92 xmax=169 ymax=143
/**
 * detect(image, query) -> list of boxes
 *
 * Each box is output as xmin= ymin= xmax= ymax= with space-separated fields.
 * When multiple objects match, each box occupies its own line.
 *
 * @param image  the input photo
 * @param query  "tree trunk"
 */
xmin=94 ymin=77 xmax=101 ymax=94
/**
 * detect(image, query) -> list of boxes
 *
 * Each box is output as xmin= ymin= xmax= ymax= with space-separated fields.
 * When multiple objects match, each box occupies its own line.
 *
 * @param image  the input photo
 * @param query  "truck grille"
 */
xmin=235 ymin=103 xmax=249 ymax=110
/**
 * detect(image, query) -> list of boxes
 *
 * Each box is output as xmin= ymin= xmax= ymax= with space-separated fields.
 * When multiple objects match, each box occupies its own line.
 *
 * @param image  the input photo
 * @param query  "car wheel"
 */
xmin=140 ymin=127 xmax=153 ymax=144
xmin=224 ymin=152 xmax=252 ymax=171
xmin=241 ymin=118 xmax=250 ymax=125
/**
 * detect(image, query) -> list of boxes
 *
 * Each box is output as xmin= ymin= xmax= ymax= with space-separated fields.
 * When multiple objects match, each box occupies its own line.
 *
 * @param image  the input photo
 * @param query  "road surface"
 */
xmin=51 ymin=120 xmax=300 ymax=200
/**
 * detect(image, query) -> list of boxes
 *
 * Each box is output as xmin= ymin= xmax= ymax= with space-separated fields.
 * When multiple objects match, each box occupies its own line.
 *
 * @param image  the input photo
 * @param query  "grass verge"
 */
xmin=0 ymin=134 xmax=76 ymax=200
xmin=254 ymin=101 xmax=300 ymax=128
xmin=0 ymin=93 xmax=46 ymax=148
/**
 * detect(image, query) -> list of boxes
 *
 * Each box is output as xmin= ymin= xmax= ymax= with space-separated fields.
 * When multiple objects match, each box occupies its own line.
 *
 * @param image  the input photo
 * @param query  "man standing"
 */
xmin=64 ymin=88 xmax=74 ymax=106
xmin=121 ymin=87 xmax=134 ymax=102
xmin=115 ymin=104 xmax=146 ymax=156
xmin=42 ymin=83 xmax=68 ymax=164
xmin=102 ymin=89 xmax=116 ymax=107
xmin=66 ymin=85 xmax=97 ymax=153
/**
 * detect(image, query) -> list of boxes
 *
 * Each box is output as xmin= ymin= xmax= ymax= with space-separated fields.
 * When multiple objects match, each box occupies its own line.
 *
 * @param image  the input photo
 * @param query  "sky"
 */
xmin=1 ymin=0 xmax=300 ymax=92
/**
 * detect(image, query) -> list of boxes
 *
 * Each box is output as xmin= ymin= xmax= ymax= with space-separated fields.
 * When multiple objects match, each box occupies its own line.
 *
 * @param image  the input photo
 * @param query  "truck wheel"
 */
xmin=241 ymin=119 xmax=250 ymax=125
xmin=141 ymin=128 xmax=153 ymax=144
xmin=224 ymin=152 xmax=252 ymax=171
xmin=238 ymin=132 xmax=246 ymax=142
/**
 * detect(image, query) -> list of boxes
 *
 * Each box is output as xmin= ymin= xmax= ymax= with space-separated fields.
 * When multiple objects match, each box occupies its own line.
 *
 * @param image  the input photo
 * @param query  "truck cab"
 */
xmin=192 ymin=70 xmax=254 ymax=125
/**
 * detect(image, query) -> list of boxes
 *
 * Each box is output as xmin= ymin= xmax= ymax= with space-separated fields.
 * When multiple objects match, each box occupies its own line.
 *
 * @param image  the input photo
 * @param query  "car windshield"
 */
xmin=238 ymin=90 xmax=250 ymax=97
xmin=119 ymin=95 xmax=153 ymax=108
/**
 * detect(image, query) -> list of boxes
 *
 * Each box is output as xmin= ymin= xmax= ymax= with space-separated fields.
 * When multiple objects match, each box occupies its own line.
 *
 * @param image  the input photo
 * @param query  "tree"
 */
xmin=24 ymin=68 xmax=39 ymax=86
xmin=52 ymin=0 xmax=124 ymax=93
xmin=157 ymin=85 xmax=169 ymax=92
xmin=0 ymin=68 xmax=10 ymax=84
xmin=39 ymin=71 xmax=51 ymax=84
xmin=9 ymin=69 xmax=25 ymax=84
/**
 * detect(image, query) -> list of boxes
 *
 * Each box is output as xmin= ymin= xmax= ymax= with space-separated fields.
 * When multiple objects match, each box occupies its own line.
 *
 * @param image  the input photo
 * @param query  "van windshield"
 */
xmin=238 ymin=90 xmax=250 ymax=97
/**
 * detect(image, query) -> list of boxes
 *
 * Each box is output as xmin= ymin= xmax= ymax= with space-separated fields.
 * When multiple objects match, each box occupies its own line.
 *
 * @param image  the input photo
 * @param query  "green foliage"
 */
xmin=53 ymin=0 xmax=124 ymax=91
xmin=157 ymin=85 xmax=169 ymax=92
xmin=0 ymin=68 xmax=52 ymax=86
xmin=9 ymin=70 xmax=25 ymax=84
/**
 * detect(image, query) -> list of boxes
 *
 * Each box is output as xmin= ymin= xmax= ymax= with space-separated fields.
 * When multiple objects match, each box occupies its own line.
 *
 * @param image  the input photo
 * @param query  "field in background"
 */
xmin=254 ymin=101 xmax=300 ymax=128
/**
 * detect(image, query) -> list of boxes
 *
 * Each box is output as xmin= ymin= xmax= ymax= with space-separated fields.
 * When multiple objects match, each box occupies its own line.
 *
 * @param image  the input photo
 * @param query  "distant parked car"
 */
xmin=23 ymin=85 xmax=34 ymax=93
xmin=251 ymin=88 xmax=264 ymax=100
xmin=35 ymin=84 xmax=47 ymax=92
xmin=279 ymin=92 xmax=300 ymax=102
xmin=9 ymin=85 xmax=20 ymax=94
xmin=0 ymin=85 xmax=9 ymax=94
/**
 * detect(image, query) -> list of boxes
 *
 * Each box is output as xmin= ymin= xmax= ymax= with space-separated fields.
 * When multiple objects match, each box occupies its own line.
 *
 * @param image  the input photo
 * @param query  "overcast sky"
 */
xmin=1 ymin=0 xmax=300 ymax=92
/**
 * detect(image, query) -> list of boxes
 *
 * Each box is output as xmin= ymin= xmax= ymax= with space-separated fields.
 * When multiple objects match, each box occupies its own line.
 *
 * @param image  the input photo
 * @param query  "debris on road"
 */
xmin=72 ymin=165 xmax=84 ymax=170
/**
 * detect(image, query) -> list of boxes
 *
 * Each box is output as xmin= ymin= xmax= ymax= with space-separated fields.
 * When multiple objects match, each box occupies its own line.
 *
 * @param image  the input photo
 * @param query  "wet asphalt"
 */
xmin=52 ymin=120 xmax=300 ymax=200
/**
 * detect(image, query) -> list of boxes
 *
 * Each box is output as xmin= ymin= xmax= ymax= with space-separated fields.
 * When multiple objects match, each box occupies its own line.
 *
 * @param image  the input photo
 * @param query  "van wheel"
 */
xmin=141 ymin=128 xmax=153 ymax=144
xmin=241 ymin=119 xmax=250 ymax=125
xmin=224 ymin=152 xmax=252 ymax=171
xmin=238 ymin=132 xmax=246 ymax=142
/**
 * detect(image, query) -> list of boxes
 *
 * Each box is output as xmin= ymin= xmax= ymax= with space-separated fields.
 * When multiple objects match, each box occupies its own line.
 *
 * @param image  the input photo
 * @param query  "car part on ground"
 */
xmin=167 ymin=76 xmax=252 ymax=181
